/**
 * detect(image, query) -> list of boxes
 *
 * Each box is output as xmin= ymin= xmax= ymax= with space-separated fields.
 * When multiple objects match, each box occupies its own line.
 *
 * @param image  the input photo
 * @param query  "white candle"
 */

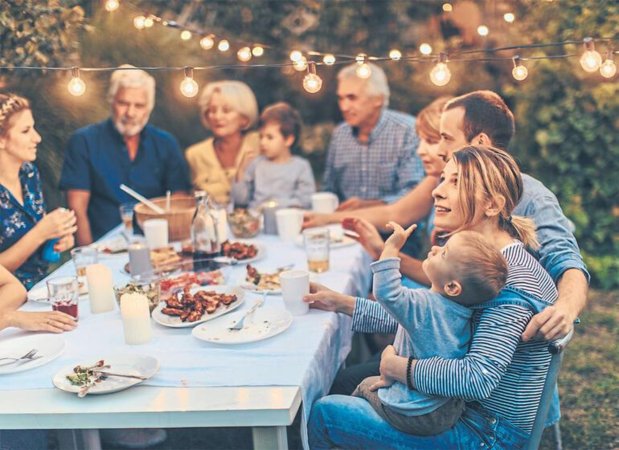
xmin=86 ymin=264 xmax=116 ymax=314
xmin=120 ymin=293 xmax=152 ymax=345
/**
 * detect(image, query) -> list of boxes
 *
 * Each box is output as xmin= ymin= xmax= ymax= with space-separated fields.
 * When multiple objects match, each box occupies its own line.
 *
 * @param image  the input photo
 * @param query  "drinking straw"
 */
xmin=120 ymin=184 xmax=165 ymax=214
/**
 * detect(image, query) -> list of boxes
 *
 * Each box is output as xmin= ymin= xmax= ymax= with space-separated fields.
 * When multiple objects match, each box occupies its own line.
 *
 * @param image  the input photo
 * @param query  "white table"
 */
xmin=0 ymin=228 xmax=371 ymax=450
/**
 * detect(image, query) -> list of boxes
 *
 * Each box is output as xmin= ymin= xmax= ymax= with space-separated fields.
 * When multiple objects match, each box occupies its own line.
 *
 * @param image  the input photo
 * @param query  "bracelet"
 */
xmin=406 ymin=357 xmax=414 ymax=390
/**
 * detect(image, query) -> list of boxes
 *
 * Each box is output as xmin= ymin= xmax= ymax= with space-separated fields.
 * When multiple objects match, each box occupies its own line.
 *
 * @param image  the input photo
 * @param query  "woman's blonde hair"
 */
xmin=452 ymin=145 xmax=539 ymax=249
xmin=199 ymin=80 xmax=258 ymax=131
xmin=0 ymin=93 xmax=30 ymax=136
xmin=416 ymin=96 xmax=453 ymax=144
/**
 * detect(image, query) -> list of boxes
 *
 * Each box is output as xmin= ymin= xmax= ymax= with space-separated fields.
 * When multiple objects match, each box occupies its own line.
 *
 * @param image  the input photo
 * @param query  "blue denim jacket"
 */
xmin=516 ymin=174 xmax=589 ymax=282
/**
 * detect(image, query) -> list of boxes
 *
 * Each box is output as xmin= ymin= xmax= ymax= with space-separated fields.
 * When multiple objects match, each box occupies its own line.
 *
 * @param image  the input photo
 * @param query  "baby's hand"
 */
xmin=381 ymin=222 xmax=417 ymax=258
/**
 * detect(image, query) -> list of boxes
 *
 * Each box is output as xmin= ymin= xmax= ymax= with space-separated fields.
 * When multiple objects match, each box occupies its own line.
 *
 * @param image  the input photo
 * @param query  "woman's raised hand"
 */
xmin=342 ymin=217 xmax=384 ymax=260
xmin=34 ymin=208 xmax=77 ymax=241
xmin=54 ymin=233 xmax=75 ymax=253
xmin=303 ymin=282 xmax=355 ymax=315
xmin=382 ymin=222 xmax=417 ymax=258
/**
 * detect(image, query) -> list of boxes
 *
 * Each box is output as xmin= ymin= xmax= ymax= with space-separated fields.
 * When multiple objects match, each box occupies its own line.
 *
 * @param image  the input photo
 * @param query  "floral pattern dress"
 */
xmin=0 ymin=163 xmax=48 ymax=289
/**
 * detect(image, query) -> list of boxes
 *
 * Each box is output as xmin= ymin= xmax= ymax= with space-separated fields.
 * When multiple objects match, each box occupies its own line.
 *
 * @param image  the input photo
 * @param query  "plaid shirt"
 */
xmin=322 ymin=109 xmax=424 ymax=203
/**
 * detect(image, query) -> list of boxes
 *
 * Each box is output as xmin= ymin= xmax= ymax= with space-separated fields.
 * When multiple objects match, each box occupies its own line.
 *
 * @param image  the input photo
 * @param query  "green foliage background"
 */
xmin=1 ymin=0 xmax=617 ymax=287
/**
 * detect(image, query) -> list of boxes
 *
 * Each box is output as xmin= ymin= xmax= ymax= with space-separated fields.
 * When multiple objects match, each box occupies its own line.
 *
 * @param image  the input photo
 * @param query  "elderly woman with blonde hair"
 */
xmin=185 ymin=80 xmax=259 ymax=205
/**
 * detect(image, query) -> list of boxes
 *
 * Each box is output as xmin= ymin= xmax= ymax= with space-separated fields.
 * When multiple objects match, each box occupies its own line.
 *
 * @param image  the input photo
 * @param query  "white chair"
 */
xmin=526 ymin=328 xmax=574 ymax=450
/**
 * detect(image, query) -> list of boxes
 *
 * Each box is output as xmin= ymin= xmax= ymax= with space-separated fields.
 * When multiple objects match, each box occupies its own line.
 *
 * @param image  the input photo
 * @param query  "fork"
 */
xmin=0 ymin=349 xmax=41 ymax=366
xmin=229 ymin=294 xmax=266 ymax=331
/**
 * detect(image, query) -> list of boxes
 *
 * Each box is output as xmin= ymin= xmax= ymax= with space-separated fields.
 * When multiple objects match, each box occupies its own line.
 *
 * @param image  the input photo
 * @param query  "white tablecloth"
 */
xmin=0 ymin=229 xmax=372 ymax=448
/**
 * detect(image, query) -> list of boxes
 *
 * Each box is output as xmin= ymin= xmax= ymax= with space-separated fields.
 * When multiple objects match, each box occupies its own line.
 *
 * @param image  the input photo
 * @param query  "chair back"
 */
xmin=526 ymin=328 xmax=574 ymax=450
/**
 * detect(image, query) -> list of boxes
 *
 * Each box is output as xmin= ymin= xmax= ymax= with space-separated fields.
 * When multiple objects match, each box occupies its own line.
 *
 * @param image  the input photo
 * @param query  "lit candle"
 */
xmin=120 ymin=293 xmax=152 ymax=345
xmin=86 ymin=264 xmax=116 ymax=313
xmin=128 ymin=239 xmax=152 ymax=276
xmin=262 ymin=200 xmax=279 ymax=235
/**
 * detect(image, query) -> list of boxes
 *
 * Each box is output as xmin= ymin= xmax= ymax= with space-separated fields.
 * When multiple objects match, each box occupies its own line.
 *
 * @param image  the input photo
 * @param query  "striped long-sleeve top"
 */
xmin=351 ymin=241 xmax=558 ymax=433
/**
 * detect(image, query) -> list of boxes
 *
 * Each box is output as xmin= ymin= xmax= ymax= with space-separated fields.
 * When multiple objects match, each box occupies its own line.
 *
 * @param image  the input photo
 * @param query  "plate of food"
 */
xmin=52 ymin=354 xmax=159 ymax=397
xmin=122 ymin=246 xmax=187 ymax=276
xmin=221 ymin=240 xmax=265 ymax=264
xmin=241 ymin=264 xmax=289 ymax=295
xmin=152 ymin=285 xmax=244 ymax=328
xmin=192 ymin=306 xmax=293 ymax=345
xmin=0 ymin=334 xmax=66 ymax=375
xmin=159 ymin=269 xmax=227 ymax=300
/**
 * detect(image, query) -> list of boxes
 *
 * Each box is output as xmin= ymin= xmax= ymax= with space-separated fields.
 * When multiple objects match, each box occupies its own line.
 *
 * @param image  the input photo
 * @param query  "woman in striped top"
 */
xmin=308 ymin=146 xmax=558 ymax=449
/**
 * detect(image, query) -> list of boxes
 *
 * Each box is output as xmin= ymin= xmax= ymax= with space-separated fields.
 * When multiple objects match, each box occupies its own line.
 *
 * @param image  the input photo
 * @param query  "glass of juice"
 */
xmin=47 ymin=276 xmax=79 ymax=320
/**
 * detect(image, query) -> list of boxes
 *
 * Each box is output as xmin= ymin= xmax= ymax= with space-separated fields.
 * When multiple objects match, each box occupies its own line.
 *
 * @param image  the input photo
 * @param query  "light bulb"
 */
xmin=217 ymin=39 xmax=230 ymax=52
xmin=503 ymin=12 xmax=515 ymax=23
xmin=419 ymin=43 xmax=432 ymax=55
xmin=180 ymin=30 xmax=192 ymax=41
xmin=355 ymin=53 xmax=366 ymax=64
xmin=389 ymin=49 xmax=402 ymax=60
xmin=200 ymin=36 xmax=214 ymax=50
xmin=600 ymin=58 xmax=617 ymax=78
xmin=293 ymin=57 xmax=308 ymax=72
xmin=442 ymin=3 xmax=453 ymax=12
xmin=356 ymin=63 xmax=372 ymax=79
xmin=323 ymin=54 xmax=336 ymax=65
xmin=237 ymin=47 xmax=252 ymax=62
xmin=252 ymin=46 xmax=264 ymax=57
xmin=180 ymin=68 xmax=199 ymax=98
xmin=477 ymin=25 xmax=489 ymax=36
xmin=430 ymin=62 xmax=451 ymax=86
xmin=68 ymin=71 xmax=86 ymax=97
xmin=512 ymin=65 xmax=528 ymax=81
xmin=580 ymin=37 xmax=602 ymax=72
xmin=144 ymin=16 xmax=154 ymax=28
xmin=104 ymin=0 xmax=119 ymax=12
xmin=133 ymin=15 xmax=146 ymax=30
xmin=290 ymin=50 xmax=303 ymax=62
xmin=303 ymin=73 xmax=323 ymax=93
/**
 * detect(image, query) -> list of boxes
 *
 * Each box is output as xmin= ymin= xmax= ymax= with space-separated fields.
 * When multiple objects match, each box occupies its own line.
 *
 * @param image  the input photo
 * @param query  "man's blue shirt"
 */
xmin=59 ymin=119 xmax=191 ymax=240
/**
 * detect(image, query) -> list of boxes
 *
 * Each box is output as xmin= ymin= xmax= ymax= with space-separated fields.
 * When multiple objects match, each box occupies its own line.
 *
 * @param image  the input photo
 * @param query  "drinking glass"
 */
xmin=303 ymin=228 xmax=330 ymax=273
xmin=47 ymin=276 xmax=79 ymax=319
xmin=70 ymin=246 xmax=99 ymax=295
xmin=119 ymin=203 xmax=135 ymax=236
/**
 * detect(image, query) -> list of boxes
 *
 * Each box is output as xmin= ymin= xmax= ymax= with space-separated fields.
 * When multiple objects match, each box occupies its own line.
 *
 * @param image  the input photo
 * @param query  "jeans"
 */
xmin=308 ymin=396 xmax=529 ymax=450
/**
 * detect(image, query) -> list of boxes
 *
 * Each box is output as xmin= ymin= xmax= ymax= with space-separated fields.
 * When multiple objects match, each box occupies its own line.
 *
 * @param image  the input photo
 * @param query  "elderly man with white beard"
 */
xmin=60 ymin=65 xmax=191 ymax=245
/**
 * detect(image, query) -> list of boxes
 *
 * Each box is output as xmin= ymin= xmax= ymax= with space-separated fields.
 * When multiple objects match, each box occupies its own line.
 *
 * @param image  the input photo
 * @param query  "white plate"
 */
xmin=52 ymin=354 xmax=158 ymax=396
xmin=0 ymin=334 xmax=66 ymax=374
xmin=223 ymin=241 xmax=266 ymax=265
xmin=294 ymin=225 xmax=357 ymax=249
xmin=91 ymin=236 xmax=128 ymax=254
xmin=192 ymin=306 xmax=293 ymax=345
xmin=240 ymin=264 xmax=289 ymax=295
xmin=152 ymin=285 xmax=245 ymax=328
xmin=27 ymin=287 xmax=50 ymax=303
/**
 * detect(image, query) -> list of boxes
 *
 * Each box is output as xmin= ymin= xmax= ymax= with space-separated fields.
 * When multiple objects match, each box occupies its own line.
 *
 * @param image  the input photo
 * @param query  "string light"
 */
xmin=442 ymin=3 xmax=453 ymax=12
xmin=180 ymin=67 xmax=199 ymax=98
xmin=323 ymin=54 xmax=336 ymax=65
xmin=600 ymin=49 xmax=616 ymax=78
xmin=252 ymin=46 xmax=264 ymax=57
xmin=237 ymin=46 xmax=252 ymax=62
xmin=355 ymin=54 xmax=371 ymax=78
xmin=180 ymin=30 xmax=192 ymax=41
xmin=511 ymin=56 xmax=528 ymax=81
xmin=200 ymin=36 xmax=215 ymax=50
xmin=477 ymin=25 xmax=489 ymax=37
xmin=419 ymin=43 xmax=433 ymax=55
xmin=389 ymin=49 xmax=402 ymax=61
xmin=143 ymin=16 xmax=154 ymax=28
xmin=290 ymin=50 xmax=303 ymax=62
xmin=104 ymin=0 xmax=120 ymax=12
xmin=67 ymin=67 xmax=86 ymax=96
xmin=133 ymin=15 xmax=146 ymax=30
xmin=430 ymin=53 xmax=451 ymax=86
xmin=293 ymin=57 xmax=308 ymax=72
xmin=217 ymin=39 xmax=230 ymax=52
xmin=504 ymin=13 xmax=515 ymax=23
xmin=580 ymin=37 xmax=602 ymax=72
xmin=303 ymin=63 xmax=323 ymax=94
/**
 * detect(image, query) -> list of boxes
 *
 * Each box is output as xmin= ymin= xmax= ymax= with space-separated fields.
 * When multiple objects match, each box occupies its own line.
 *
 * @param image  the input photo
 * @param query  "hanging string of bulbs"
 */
xmin=3 ymin=0 xmax=617 ymax=98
